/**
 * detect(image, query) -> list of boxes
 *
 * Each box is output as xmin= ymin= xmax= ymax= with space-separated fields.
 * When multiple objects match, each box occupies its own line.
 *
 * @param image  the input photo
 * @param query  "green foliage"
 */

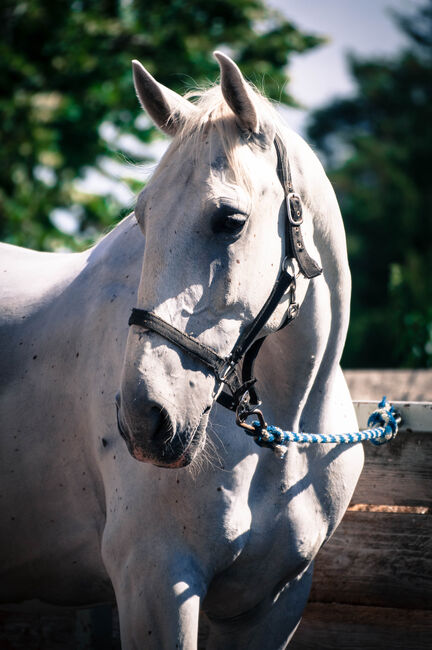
xmin=307 ymin=1 xmax=432 ymax=368
xmin=0 ymin=0 xmax=324 ymax=251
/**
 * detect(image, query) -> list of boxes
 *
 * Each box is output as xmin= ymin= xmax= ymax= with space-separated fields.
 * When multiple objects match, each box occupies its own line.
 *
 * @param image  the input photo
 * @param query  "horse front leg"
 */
xmin=103 ymin=542 xmax=206 ymax=649
xmin=204 ymin=567 xmax=313 ymax=650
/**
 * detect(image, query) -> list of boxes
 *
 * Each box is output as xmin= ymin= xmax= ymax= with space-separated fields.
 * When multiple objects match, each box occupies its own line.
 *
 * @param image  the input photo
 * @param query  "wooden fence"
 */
xmin=290 ymin=401 xmax=432 ymax=650
xmin=1 ymin=401 xmax=431 ymax=649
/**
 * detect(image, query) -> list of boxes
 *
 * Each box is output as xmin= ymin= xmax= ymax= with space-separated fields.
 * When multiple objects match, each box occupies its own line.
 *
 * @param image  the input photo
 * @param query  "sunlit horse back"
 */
xmin=0 ymin=53 xmax=364 ymax=648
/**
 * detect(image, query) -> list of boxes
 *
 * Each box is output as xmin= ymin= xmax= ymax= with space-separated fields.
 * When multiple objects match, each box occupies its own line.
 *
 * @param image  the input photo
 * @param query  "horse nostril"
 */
xmin=149 ymin=406 xmax=173 ymax=443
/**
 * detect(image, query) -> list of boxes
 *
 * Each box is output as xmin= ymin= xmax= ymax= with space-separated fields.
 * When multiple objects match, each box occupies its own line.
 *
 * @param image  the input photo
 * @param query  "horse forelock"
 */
xmin=160 ymin=83 xmax=284 ymax=197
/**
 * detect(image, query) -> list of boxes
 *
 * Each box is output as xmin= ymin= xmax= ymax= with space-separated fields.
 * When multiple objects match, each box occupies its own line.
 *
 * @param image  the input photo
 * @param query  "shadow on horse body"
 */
xmin=0 ymin=53 xmax=364 ymax=649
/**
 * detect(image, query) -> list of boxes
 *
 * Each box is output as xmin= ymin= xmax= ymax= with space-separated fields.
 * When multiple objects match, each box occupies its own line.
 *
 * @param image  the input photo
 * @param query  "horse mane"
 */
xmin=156 ymin=82 xmax=286 ymax=196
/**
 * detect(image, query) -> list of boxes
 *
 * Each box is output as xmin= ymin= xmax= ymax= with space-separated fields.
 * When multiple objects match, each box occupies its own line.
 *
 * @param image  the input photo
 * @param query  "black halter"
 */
xmin=128 ymin=134 xmax=322 ymax=415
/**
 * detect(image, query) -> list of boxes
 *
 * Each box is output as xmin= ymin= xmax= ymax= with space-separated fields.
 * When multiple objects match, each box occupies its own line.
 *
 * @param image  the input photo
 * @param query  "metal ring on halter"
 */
xmin=281 ymin=256 xmax=295 ymax=275
xmin=235 ymin=393 xmax=267 ymax=433
xmin=216 ymin=356 xmax=236 ymax=383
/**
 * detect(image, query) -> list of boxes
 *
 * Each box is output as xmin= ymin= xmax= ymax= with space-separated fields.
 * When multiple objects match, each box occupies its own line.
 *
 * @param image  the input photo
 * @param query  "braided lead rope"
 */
xmin=245 ymin=397 xmax=400 ymax=459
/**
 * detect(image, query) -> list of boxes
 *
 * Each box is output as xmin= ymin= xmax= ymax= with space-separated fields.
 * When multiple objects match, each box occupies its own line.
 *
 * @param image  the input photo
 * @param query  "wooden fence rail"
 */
xmin=291 ymin=400 xmax=432 ymax=649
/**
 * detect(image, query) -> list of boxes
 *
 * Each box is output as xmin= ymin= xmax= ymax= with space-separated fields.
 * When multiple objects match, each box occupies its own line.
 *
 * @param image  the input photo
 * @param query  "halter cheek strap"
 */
xmin=274 ymin=133 xmax=322 ymax=279
xmin=128 ymin=135 xmax=322 ymax=412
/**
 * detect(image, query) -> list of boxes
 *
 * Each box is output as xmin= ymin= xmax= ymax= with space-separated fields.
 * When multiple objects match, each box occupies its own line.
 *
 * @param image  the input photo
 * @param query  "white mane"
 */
xmin=155 ymin=82 xmax=286 ymax=195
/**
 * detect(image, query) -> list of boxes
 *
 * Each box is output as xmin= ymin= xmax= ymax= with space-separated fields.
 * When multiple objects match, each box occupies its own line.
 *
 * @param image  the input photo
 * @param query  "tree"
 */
xmin=307 ymin=1 xmax=432 ymax=368
xmin=0 ymin=0 xmax=324 ymax=251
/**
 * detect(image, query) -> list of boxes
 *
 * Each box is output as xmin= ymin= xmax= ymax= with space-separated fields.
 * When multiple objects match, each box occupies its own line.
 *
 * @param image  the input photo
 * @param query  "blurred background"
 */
xmin=1 ymin=0 xmax=431 ymax=369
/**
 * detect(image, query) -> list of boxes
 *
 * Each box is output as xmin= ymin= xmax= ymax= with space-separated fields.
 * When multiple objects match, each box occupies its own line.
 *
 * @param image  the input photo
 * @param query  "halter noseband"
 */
xmin=128 ymin=134 xmax=322 ymax=419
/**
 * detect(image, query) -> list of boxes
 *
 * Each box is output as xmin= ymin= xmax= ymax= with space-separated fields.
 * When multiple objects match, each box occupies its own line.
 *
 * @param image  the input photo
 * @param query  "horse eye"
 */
xmin=212 ymin=210 xmax=248 ymax=236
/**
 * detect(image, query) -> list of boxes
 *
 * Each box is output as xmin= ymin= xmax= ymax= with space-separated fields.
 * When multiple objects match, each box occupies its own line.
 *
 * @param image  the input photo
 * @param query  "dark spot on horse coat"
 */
xmin=33 ymin=355 xmax=37 ymax=360
xmin=102 ymin=438 xmax=107 ymax=447
xmin=211 ymin=154 xmax=227 ymax=171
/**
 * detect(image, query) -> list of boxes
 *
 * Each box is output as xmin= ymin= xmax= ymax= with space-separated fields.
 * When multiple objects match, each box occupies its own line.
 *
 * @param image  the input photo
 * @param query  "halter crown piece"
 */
xmin=127 ymin=137 xmax=402 ymax=455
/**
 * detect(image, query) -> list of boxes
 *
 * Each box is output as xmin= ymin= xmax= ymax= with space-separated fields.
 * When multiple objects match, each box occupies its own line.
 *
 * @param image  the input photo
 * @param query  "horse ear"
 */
xmin=214 ymin=51 xmax=261 ymax=136
xmin=132 ymin=60 xmax=196 ymax=136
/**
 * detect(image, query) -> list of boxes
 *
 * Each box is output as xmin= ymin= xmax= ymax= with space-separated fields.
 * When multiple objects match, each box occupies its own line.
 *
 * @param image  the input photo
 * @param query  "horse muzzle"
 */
xmin=115 ymin=393 xmax=209 ymax=467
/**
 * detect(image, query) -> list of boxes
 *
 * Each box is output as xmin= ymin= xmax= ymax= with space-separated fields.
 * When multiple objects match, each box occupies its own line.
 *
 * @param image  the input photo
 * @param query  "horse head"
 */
xmin=117 ymin=52 xmax=318 ymax=467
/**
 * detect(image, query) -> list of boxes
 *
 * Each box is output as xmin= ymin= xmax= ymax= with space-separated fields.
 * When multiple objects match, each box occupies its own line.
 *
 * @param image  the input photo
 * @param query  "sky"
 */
xmin=269 ymin=0 xmax=423 ymax=132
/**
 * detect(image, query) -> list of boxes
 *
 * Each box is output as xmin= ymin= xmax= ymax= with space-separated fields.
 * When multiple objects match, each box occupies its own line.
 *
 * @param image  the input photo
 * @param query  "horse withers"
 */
xmin=0 ymin=52 xmax=364 ymax=649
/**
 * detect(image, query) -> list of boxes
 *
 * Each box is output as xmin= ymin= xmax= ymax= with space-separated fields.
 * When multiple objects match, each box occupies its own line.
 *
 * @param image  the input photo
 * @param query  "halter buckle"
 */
xmin=287 ymin=193 xmax=303 ymax=225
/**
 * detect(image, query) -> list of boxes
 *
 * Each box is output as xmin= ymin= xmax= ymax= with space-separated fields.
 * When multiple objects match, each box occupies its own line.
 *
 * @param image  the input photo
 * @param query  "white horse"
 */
xmin=0 ymin=52 xmax=364 ymax=648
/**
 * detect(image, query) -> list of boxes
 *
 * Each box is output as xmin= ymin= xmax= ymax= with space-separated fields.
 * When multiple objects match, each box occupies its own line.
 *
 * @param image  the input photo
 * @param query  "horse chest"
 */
xmin=203 ymin=463 xmax=330 ymax=618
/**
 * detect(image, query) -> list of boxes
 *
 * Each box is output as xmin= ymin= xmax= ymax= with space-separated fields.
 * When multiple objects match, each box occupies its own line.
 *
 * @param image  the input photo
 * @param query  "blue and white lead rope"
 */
xmin=246 ymin=397 xmax=400 ymax=459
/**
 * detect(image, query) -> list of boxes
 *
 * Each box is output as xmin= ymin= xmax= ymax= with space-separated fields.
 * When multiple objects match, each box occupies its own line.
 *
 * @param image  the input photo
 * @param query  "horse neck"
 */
xmin=258 ymin=130 xmax=353 ymax=435
xmin=49 ymin=214 xmax=144 ymax=354
xmin=83 ymin=213 xmax=143 ymax=278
